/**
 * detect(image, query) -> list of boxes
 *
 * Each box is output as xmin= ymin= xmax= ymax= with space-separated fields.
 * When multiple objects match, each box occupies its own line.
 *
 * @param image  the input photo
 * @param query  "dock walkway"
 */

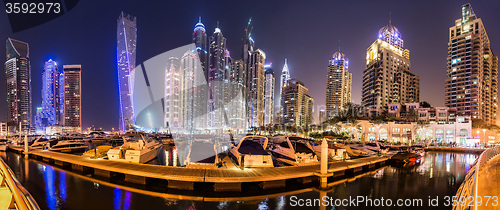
xmin=24 ymin=149 xmax=388 ymax=191
xmin=477 ymin=155 xmax=500 ymax=210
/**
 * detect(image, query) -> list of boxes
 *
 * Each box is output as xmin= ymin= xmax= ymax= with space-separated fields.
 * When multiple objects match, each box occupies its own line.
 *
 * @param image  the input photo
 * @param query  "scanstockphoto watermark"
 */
xmin=289 ymin=196 xmax=500 ymax=208
xmin=290 ymin=196 xmax=423 ymax=208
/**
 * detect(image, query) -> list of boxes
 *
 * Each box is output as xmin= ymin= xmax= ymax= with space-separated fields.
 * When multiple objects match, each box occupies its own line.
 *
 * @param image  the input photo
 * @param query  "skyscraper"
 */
xmin=264 ymin=66 xmax=275 ymax=126
xmin=319 ymin=109 xmax=326 ymax=124
xmin=63 ymin=65 xmax=82 ymax=131
xmin=164 ymin=57 xmax=183 ymax=129
xmin=228 ymin=59 xmax=247 ymax=132
xmin=181 ymin=49 xmax=206 ymax=131
xmin=41 ymin=59 xmax=62 ymax=127
xmin=446 ymin=4 xmax=498 ymax=125
xmin=193 ymin=17 xmax=208 ymax=80
xmin=117 ymin=11 xmax=137 ymax=132
xmin=247 ymin=49 xmax=266 ymax=127
xmin=281 ymin=78 xmax=313 ymax=127
xmin=279 ymin=59 xmax=290 ymax=110
xmin=362 ymin=20 xmax=420 ymax=111
xmin=326 ymin=49 xmax=352 ymax=119
xmin=5 ymin=38 xmax=31 ymax=134
xmin=208 ymin=25 xmax=227 ymax=129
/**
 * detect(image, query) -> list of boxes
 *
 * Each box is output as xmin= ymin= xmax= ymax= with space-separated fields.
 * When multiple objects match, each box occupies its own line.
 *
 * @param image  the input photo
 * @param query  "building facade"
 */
xmin=264 ymin=66 xmax=275 ymax=126
xmin=117 ymin=11 xmax=137 ymax=131
xmin=362 ymin=21 xmax=420 ymax=111
xmin=319 ymin=109 xmax=326 ymax=124
xmin=279 ymin=59 xmax=290 ymax=111
xmin=63 ymin=65 xmax=82 ymax=132
xmin=326 ymin=49 xmax=352 ymax=119
xmin=164 ymin=57 xmax=183 ymax=130
xmin=5 ymin=38 xmax=31 ymax=134
xmin=281 ymin=79 xmax=313 ymax=127
xmin=208 ymin=26 xmax=227 ymax=129
xmin=445 ymin=4 xmax=498 ymax=125
xmin=247 ymin=49 xmax=266 ymax=127
xmin=40 ymin=59 xmax=62 ymax=127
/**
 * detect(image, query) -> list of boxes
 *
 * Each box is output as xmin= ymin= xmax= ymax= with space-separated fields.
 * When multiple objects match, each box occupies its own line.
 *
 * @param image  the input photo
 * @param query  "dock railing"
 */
xmin=453 ymin=146 xmax=500 ymax=210
xmin=0 ymin=158 xmax=40 ymax=210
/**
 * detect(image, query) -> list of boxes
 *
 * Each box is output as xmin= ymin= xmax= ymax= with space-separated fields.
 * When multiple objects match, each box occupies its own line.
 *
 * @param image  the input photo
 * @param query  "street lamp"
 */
xmin=482 ymin=129 xmax=487 ymax=145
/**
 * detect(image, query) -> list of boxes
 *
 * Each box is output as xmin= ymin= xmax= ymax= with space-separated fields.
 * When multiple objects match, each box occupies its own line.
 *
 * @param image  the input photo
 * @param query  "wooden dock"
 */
xmin=425 ymin=146 xmax=485 ymax=154
xmin=14 ymin=147 xmax=389 ymax=192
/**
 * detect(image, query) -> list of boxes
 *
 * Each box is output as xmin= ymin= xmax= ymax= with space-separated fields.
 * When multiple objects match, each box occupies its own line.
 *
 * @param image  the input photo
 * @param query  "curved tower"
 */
xmin=117 ymin=11 xmax=137 ymax=131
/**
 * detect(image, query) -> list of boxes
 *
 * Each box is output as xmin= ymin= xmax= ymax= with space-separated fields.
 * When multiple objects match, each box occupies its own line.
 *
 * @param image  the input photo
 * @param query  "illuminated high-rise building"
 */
xmin=5 ymin=38 xmax=31 ymax=134
xmin=247 ymin=49 xmax=266 ymax=127
xmin=207 ymin=25 xmax=227 ymax=129
xmin=264 ymin=66 xmax=275 ymax=126
xmin=319 ymin=109 xmax=326 ymax=124
xmin=191 ymin=17 xmax=208 ymax=130
xmin=63 ymin=65 xmax=82 ymax=131
xmin=193 ymin=17 xmax=208 ymax=80
xmin=446 ymin=4 xmax=498 ymax=125
xmin=41 ymin=59 xmax=62 ymax=127
xmin=279 ymin=59 xmax=290 ymax=110
xmin=164 ymin=57 xmax=183 ymax=130
xmin=326 ymin=49 xmax=352 ymax=119
xmin=181 ymin=49 xmax=206 ymax=131
xmin=281 ymin=79 xmax=313 ymax=127
xmin=228 ymin=59 xmax=247 ymax=132
xmin=117 ymin=11 xmax=137 ymax=131
xmin=362 ymin=20 xmax=420 ymax=111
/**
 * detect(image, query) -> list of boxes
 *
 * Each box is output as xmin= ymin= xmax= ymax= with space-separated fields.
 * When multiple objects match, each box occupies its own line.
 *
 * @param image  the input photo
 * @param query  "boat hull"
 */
xmin=125 ymin=145 xmax=162 ymax=163
xmin=49 ymin=146 xmax=88 ymax=154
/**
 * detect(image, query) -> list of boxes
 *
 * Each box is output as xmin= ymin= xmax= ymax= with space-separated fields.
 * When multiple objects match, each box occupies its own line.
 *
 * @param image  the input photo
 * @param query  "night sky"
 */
xmin=0 ymin=0 xmax=499 ymax=130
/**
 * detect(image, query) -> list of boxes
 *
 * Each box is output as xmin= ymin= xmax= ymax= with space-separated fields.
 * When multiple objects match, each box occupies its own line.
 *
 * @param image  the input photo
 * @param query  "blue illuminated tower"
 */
xmin=117 ymin=11 xmax=137 ymax=131
xmin=207 ymin=25 xmax=227 ymax=129
xmin=41 ymin=59 xmax=61 ymax=126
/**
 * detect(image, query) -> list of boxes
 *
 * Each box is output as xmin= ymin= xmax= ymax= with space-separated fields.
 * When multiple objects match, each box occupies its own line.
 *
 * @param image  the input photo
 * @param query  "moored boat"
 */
xmin=49 ymin=140 xmax=88 ymax=153
xmin=229 ymin=135 xmax=274 ymax=168
xmin=270 ymin=136 xmax=318 ymax=166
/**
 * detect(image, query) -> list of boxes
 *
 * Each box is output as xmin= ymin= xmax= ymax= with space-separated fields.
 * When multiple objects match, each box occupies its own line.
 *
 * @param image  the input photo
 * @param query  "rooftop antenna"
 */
xmin=217 ymin=21 xmax=219 ymax=28
xmin=389 ymin=11 xmax=392 ymax=26
xmin=244 ymin=17 xmax=252 ymax=38
xmin=338 ymin=40 xmax=341 ymax=51
xmin=198 ymin=16 xmax=201 ymax=23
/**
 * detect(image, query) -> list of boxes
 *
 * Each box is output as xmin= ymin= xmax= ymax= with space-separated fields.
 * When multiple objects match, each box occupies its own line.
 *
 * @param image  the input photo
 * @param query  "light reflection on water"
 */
xmin=0 ymin=151 xmax=478 ymax=210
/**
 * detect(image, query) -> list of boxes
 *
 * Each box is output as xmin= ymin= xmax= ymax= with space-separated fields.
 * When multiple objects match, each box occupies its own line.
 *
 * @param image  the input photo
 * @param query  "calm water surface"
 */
xmin=0 ymin=151 xmax=477 ymax=210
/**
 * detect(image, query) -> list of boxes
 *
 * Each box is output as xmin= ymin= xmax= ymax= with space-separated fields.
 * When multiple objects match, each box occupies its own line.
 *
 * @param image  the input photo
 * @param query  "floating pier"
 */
xmin=12 ymin=147 xmax=389 ymax=192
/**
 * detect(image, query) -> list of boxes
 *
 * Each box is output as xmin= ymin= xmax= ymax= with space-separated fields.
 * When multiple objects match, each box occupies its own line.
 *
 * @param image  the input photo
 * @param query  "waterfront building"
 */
xmin=319 ymin=109 xmax=326 ymax=124
xmin=228 ymin=59 xmax=247 ymax=132
xmin=164 ymin=57 xmax=183 ymax=130
xmin=264 ymin=66 xmax=275 ymax=126
xmin=5 ymin=38 xmax=31 ymax=134
xmin=207 ymin=25 xmax=227 ymax=129
xmin=281 ymin=79 xmax=313 ymax=127
xmin=193 ymin=17 xmax=208 ymax=79
xmin=326 ymin=49 xmax=352 ymax=119
xmin=181 ymin=49 xmax=206 ymax=131
xmin=117 ymin=11 xmax=137 ymax=132
xmin=40 ymin=59 xmax=62 ymax=127
xmin=247 ymin=49 xmax=266 ymax=127
xmin=279 ymin=59 xmax=290 ymax=111
xmin=445 ymin=4 xmax=498 ymax=125
xmin=63 ymin=65 xmax=82 ymax=132
xmin=191 ymin=18 xmax=208 ymax=131
xmin=361 ymin=20 xmax=420 ymax=111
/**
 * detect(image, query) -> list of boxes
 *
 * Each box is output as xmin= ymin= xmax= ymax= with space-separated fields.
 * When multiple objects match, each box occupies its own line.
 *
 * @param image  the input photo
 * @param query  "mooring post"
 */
xmin=320 ymin=138 xmax=328 ymax=188
xmin=319 ymin=189 xmax=327 ymax=210
xmin=24 ymin=135 xmax=28 ymax=158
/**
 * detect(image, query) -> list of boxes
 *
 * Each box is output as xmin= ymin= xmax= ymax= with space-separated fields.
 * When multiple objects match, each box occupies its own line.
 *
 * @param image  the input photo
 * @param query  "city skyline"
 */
xmin=0 ymin=0 xmax=499 ymax=129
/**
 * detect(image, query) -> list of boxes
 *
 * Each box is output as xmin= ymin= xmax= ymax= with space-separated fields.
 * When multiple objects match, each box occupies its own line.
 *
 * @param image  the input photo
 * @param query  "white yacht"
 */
xmin=270 ymin=136 xmax=318 ymax=166
xmin=49 ymin=140 xmax=88 ymax=153
xmin=229 ymin=135 xmax=273 ymax=168
xmin=107 ymin=135 xmax=162 ymax=164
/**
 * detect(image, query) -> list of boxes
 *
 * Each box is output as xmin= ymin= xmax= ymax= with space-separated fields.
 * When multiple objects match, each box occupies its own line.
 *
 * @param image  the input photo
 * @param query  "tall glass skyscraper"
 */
xmin=117 ymin=11 xmax=137 ymax=131
xmin=264 ymin=66 xmax=275 ymax=126
xmin=446 ymin=4 xmax=498 ymax=125
xmin=63 ymin=65 xmax=82 ymax=131
xmin=326 ymin=49 xmax=351 ymax=119
xmin=5 ymin=38 xmax=31 ymax=134
xmin=41 ymin=59 xmax=61 ymax=127
xmin=247 ymin=49 xmax=266 ymax=127
xmin=279 ymin=59 xmax=290 ymax=111
xmin=208 ymin=26 xmax=227 ymax=129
